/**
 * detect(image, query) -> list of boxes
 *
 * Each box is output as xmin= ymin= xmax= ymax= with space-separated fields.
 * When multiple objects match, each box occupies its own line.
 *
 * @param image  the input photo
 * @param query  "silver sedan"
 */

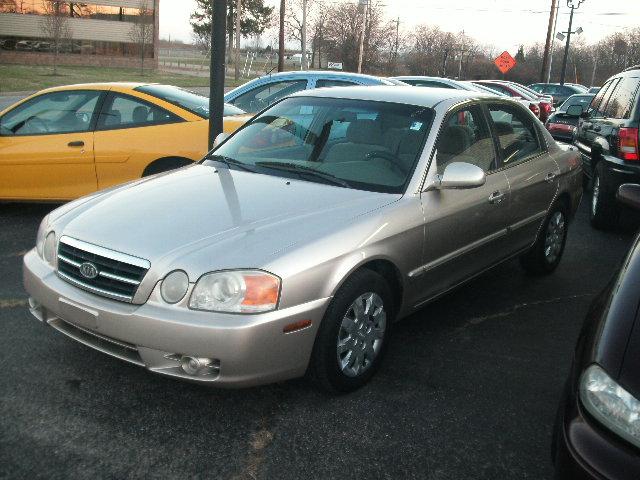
xmin=23 ymin=87 xmax=583 ymax=392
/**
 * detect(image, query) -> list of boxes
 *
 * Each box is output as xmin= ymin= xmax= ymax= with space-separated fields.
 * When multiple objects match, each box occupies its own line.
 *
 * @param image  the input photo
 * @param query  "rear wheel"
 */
xmin=142 ymin=157 xmax=193 ymax=177
xmin=309 ymin=269 xmax=393 ymax=393
xmin=520 ymin=201 xmax=568 ymax=275
xmin=590 ymin=161 xmax=619 ymax=230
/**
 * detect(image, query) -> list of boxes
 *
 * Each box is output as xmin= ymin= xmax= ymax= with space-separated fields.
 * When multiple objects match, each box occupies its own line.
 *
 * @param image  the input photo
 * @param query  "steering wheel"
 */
xmin=24 ymin=117 xmax=49 ymax=134
xmin=364 ymin=150 xmax=408 ymax=175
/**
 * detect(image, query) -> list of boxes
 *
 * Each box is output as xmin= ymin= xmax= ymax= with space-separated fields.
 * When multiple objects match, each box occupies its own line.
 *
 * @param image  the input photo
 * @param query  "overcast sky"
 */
xmin=160 ymin=0 xmax=639 ymax=52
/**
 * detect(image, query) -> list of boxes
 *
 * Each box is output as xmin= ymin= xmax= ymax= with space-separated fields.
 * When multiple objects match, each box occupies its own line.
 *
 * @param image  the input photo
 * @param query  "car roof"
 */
xmin=254 ymin=70 xmax=389 ymax=83
xmin=289 ymin=85 xmax=493 ymax=108
xmin=35 ymin=82 xmax=150 ymax=94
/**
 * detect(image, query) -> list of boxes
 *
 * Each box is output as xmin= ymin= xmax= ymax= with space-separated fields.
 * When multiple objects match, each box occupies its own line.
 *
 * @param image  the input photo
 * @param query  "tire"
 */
xmin=142 ymin=157 xmax=193 ymax=177
xmin=309 ymin=269 xmax=394 ymax=393
xmin=520 ymin=201 xmax=569 ymax=275
xmin=590 ymin=161 xmax=619 ymax=230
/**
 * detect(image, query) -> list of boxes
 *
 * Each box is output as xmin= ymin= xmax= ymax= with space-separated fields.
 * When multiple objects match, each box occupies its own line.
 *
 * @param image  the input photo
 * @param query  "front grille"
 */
xmin=57 ymin=236 xmax=150 ymax=303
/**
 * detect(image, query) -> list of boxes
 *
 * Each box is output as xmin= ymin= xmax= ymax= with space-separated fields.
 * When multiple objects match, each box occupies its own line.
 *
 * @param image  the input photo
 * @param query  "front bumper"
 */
xmin=554 ymin=388 xmax=640 ymax=479
xmin=23 ymin=249 xmax=330 ymax=387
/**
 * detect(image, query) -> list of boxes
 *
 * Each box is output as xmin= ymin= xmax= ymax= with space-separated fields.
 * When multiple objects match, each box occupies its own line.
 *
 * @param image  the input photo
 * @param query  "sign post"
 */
xmin=494 ymin=51 xmax=516 ymax=75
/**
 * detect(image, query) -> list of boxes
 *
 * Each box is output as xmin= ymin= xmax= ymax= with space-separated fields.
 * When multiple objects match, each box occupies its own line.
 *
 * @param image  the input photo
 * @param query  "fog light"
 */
xmin=180 ymin=356 xmax=212 ymax=376
xmin=160 ymin=270 xmax=189 ymax=304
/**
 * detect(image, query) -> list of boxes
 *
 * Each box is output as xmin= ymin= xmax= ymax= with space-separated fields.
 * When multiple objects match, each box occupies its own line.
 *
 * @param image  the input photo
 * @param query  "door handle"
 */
xmin=488 ymin=191 xmax=505 ymax=204
xmin=68 ymin=141 xmax=84 ymax=147
xmin=545 ymin=172 xmax=557 ymax=183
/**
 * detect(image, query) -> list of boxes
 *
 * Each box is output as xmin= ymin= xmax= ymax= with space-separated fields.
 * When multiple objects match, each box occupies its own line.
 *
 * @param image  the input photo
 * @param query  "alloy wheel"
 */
xmin=544 ymin=211 xmax=566 ymax=264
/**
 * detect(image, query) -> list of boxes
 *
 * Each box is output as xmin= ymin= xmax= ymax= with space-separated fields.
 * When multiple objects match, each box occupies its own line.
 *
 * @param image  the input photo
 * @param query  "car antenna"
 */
xmin=265 ymin=65 xmax=277 ymax=77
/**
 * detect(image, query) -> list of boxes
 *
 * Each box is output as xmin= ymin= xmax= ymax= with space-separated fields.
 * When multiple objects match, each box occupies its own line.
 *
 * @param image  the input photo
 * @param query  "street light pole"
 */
xmin=208 ymin=0 xmax=226 ymax=149
xmin=560 ymin=0 xmax=584 ymax=85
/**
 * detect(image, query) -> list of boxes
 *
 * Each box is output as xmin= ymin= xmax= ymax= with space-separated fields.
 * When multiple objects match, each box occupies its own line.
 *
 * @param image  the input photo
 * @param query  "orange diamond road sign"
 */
xmin=494 ymin=51 xmax=516 ymax=74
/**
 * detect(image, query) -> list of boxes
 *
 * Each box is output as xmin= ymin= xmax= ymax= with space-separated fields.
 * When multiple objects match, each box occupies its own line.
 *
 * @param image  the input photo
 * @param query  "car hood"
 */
xmin=59 ymin=164 xmax=400 ymax=274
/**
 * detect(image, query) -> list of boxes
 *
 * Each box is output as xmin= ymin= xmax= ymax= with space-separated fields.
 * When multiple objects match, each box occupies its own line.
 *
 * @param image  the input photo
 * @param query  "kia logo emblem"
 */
xmin=79 ymin=262 xmax=98 ymax=279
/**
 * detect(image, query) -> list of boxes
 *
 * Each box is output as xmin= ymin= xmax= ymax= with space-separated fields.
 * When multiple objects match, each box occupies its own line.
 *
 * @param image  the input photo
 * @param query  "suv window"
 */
xmin=230 ymin=80 xmax=307 ymax=113
xmin=588 ymin=79 xmax=614 ymax=116
xmin=315 ymin=79 xmax=359 ymax=88
xmin=0 ymin=90 xmax=101 ymax=136
xmin=97 ymin=93 xmax=180 ymax=129
xmin=435 ymin=106 xmax=496 ymax=173
xmin=488 ymin=104 xmax=542 ymax=167
xmin=595 ymin=78 xmax=621 ymax=117
xmin=602 ymin=76 xmax=640 ymax=119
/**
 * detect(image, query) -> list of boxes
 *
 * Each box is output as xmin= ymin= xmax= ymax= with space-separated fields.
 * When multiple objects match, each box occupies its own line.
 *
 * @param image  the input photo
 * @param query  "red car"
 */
xmin=474 ymin=80 xmax=554 ymax=122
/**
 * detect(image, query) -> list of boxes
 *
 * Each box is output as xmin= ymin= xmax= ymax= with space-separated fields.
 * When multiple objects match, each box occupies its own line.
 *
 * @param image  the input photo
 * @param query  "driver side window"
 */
xmin=0 ymin=90 xmax=101 ymax=136
xmin=435 ymin=106 xmax=496 ymax=174
xmin=230 ymin=80 xmax=307 ymax=113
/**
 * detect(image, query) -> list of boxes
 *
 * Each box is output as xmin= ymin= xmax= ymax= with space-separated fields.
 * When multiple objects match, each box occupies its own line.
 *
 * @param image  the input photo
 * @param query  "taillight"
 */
xmin=618 ymin=127 xmax=639 ymax=161
xmin=541 ymin=102 xmax=552 ymax=114
xmin=546 ymin=122 xmax=574 ymax=134
xmin=529 ymin=103 xmax=541 ymax=117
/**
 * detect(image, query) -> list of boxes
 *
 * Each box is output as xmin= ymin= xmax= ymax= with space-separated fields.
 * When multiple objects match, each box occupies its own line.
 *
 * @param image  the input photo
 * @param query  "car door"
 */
xmin=228 ymin=79 xmax=308 ymax=113
xmin=0 ymin=89 xmax=102 ymax=200
xmin=486 ymin=102 xmax=559 ymax=251
xmin=92 ymin=91 xmax=199 ymax=190
xmin=416 ymin=103 xmax=511 ymax=302
xmin=576 ymin=79 xmax=618 ymax=178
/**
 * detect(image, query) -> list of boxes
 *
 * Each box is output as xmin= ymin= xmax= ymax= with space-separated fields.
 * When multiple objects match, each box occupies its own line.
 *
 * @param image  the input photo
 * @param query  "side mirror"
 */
xmin=616 ymin=184 xmax=640 ymax=211
xmin=565 ymin=105 xmax=583 ymax=117
xmin=213 ymin=132 xmax=229 ymax=147
xmin=426 ymin=162 xmax=486 ymax=191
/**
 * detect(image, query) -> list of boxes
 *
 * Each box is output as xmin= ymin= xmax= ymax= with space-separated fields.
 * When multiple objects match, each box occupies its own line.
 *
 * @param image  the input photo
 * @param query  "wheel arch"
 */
xmin=141 ymin=156 xmax=195 ymax=177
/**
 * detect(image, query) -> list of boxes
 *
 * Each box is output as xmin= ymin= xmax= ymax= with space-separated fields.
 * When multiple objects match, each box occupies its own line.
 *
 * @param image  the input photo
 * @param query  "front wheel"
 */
xmin=520 ymin=202 xmax=568 ymax=275
xmin=309 ymin=269 xmax=393 ymax=393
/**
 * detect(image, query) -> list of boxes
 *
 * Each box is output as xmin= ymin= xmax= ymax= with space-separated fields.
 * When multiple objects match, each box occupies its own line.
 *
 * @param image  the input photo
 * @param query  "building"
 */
xmin=0 ymin=0 xmax=160 ymax=68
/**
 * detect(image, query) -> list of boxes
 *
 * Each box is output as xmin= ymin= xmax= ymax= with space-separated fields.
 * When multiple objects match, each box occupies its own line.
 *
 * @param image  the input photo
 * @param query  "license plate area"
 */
xmin=58 ymin=297 xmax=98 ymax=330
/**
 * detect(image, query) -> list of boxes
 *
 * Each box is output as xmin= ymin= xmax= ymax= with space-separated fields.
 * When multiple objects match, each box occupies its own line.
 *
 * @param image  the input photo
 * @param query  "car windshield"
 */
xmin=559 ymin=94 xmax=595 ymax=112
xmin=135 ymin=85 xmax=245 ymax=118
xmin=205 ymin=96 xmax=434 ymax=194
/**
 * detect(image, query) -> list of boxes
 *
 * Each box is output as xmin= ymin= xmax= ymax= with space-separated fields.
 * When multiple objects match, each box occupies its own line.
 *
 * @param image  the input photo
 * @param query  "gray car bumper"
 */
xmin=23 ymin=249 xmax=329 ymax=388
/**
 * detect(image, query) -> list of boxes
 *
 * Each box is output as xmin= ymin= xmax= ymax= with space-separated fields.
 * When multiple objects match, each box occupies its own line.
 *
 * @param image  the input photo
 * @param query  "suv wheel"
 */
xmin=590 ymin=162 xmax=619 ymax=230
xmin=310 ymin=269 xmax=393 ymax=393
xmin=520 ymin=201 xmax=568 ymax=275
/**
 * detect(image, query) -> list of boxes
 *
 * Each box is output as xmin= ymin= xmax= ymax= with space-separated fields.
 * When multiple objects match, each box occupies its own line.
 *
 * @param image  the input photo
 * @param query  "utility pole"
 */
xmin=394 ymin=17 xmax=400 ymax=74
xmin=301 ymin=0 xmax=308 ymax=70
xmin=278 ymin=0 xmax=285 ymax=72
xmin=560 ymin=0 xmax=585 ymax=85
xmin=234 ymin=0 xmax=241 ymax=81
xmin=357 ymin=0 xmax=368 ymax=73
xmin=208 ymin=0 xmax=226 ymax=149
xmin=547 ymin=1 xmax=561 ymax=82
xmin=541 ymin=0 xmax=557 ymax=82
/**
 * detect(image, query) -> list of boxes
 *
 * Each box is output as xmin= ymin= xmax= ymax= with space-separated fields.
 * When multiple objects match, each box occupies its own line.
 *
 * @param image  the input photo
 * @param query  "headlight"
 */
xmin=160 ymin=270 xmax=189 ymax=304
xmin=35 ymin=215 xmax=49 ymax=259
xmin=580 ymin=364 xmax=640 ymax=449
xmin=189 ymin=270 xmax=280 ymax=313
xmin=43 ymin=231 xmax=57 ymax=267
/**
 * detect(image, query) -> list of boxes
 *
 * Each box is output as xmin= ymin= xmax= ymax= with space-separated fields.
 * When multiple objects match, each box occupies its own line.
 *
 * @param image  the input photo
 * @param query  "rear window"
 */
xmin=602 ymin=77 xmax=640 ymax=119
xmin=559 ymin=95 xmax=595 ymax=112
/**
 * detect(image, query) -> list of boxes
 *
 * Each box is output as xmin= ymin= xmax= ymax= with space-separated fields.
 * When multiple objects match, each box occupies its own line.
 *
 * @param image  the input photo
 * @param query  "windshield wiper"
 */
xmin=207 ymin=154 xmax=256 ymax=172
xmin=255 ymin=161 xmax=350 ymax=188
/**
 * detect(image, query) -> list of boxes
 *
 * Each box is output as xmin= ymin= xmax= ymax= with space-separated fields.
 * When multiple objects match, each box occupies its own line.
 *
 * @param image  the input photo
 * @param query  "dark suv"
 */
xmin=574 ymin=66 xmax=640 ymax=229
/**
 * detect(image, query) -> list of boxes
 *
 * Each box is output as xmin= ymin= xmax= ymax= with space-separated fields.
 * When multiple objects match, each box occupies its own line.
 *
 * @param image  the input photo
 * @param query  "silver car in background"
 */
xmin=23 ymin=87 xmax=583 ymax=392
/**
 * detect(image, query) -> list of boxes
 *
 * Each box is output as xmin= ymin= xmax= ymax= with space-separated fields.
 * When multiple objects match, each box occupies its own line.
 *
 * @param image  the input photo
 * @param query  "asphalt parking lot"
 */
xmin=1 ymin=199 xmax=638 ymax=479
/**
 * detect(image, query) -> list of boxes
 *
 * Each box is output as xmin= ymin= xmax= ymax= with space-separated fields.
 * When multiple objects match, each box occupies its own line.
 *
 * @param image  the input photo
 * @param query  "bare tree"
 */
xmin=40 ymin=0 xmax=71 ymax=75
xmin=130 ymin=0 xmax=154 ymax=75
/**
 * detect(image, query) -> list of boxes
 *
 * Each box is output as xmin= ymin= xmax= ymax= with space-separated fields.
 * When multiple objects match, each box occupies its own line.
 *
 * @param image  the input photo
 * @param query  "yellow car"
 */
xmin=0 ymin=83 xmax=251 ymax=201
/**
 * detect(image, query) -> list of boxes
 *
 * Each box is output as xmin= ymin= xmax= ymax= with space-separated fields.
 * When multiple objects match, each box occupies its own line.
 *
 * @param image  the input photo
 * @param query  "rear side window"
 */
xmin=230 ymin=80 xmax=307 ymax=113
xmin=315 ymin=79 xmax=359 ymax=88
xmin=602 ymin=77 xmax=640 ymax=119
xmin=488 ymin=104 xmax=542 ymax=167
xmin=97 ymin=93 xmax=180 ymax=130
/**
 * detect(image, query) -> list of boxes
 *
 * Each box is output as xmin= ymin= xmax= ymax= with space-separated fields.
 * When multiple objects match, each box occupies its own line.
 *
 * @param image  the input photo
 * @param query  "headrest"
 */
xmin=103 ymin=109 xmax=121 ymax=126
xmin=438 ymin=125 xmax=468 ymax=155
xmin=133 ymin=105 xmax=149 ymax=124
xmin=494 ymin=121 xmax=514 ymax=136
xmin=346 ymin=119 xmax=382 ymax=144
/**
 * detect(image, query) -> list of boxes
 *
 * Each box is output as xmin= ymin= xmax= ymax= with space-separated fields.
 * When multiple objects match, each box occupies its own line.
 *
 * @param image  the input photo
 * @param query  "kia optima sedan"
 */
xmin=23 ymin=87 xmax=583 ymax=392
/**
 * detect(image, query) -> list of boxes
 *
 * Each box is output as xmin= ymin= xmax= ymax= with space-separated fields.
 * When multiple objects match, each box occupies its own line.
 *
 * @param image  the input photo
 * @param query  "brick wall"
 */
xmin=0 ymin=51 xmax=158 ymax=69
